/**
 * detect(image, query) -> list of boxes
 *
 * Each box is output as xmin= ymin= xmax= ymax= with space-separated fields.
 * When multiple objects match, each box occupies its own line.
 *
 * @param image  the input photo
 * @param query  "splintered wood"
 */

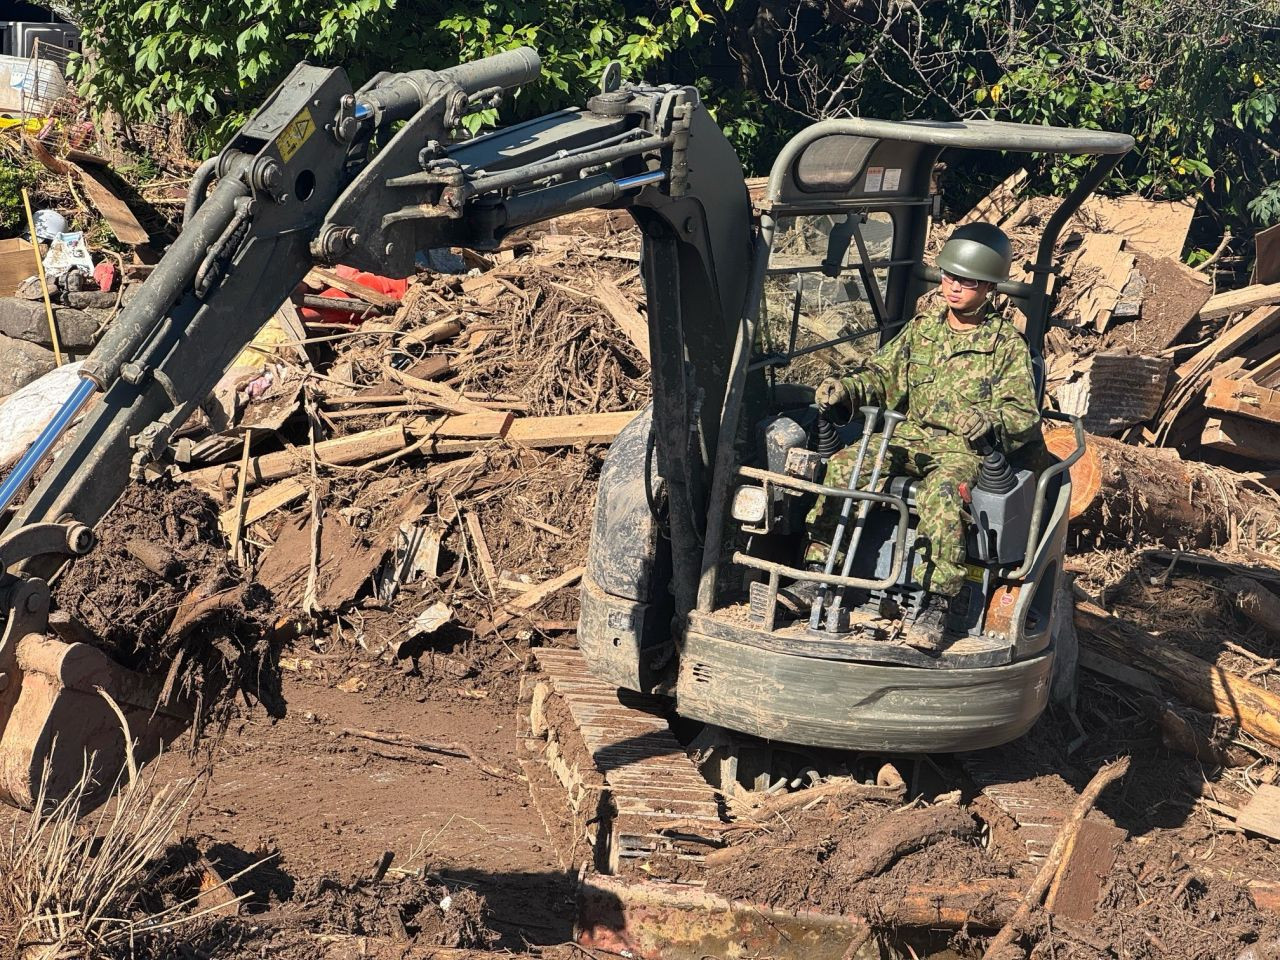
xmin=176 ymin=230 xmax=648 ymax=640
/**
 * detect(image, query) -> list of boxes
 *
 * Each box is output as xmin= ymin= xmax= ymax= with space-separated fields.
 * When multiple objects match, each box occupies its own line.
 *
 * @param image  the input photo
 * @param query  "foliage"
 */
xmin=0 ymin=155 xmax=39 ymax=236
xmin=60 ymin=0 xmax=1280 ymax=239
xmin=64 ymin=0 xmax=706 ymax=152
xmin=693 ymin=0 xmax=1280 ymax=234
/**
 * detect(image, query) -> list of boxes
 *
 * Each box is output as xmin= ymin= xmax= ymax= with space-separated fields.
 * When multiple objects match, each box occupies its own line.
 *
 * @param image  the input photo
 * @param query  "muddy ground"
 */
xmin=9 ymin=230 xmax=1280 ymax=959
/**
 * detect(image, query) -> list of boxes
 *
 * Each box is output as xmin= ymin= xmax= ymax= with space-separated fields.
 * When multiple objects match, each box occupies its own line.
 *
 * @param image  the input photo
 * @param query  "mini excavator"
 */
xmin=0 ymin=48 xmax=1131 ymax=809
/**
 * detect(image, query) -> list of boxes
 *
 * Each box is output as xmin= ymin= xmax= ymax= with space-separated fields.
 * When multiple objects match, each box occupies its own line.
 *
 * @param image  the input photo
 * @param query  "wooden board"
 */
xmin=507 ymin=411 xmax=638 ymax=446
xmin=183 ymin=424 xmax=408 ymax=491
xmin=463 ymin=511 xmax=498 ymax=594
xmin=218 ymin=477 xmax=307 ymax=537
xmin=593 ymin=276 xmax=649 ymax=362
xmin=72 ymin=164 xmax=150 ymax=246
xmin=1068 ymin=234 xmax=1130 ymax=331
xmin=0 ymin=238 xmax=38 ymax=297
xmin=1236 ymin=784 xmax=1280 ymax=841
xmin=1174 ymin=306 xmax=1280 ymax=381
xmin=1078 ymin=196 xmax=1195 ymax=260
xmin=1201 ymin=415 xmax=1280 ymax=460
xmin=1200 ymin=282 xmax=1280 ymax=321
xmin=1256 ymin=222 xmax=1280 ymax=286
xmin=304 ymin=267 xmax=400 ymax=308
xmin=1205 ymin=376 xmax=1280 ymax=425
xmin=1045 ymin=819 xmax=1126 ymax=921
xmin=410 ymin=410 xmax=513 ymax=440
xmin=955 ymin=169 xmax=1028 ymax=228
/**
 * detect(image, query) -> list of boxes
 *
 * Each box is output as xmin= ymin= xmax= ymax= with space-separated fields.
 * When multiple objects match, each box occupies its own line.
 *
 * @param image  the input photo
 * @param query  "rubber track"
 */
xmin=521 ymin=647 xmax=722 ymax=873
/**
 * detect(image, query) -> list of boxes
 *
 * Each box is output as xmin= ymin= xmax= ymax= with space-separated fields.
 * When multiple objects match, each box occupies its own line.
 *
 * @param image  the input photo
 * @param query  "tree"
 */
xmin=692 ymin=0 xmax=1280 ymax=236
xmin=63 ymin=0 xmax=707 ymax=152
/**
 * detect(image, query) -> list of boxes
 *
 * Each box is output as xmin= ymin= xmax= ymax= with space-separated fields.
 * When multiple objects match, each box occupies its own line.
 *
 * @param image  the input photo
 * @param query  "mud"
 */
xmin=51 ymin=481 xmax=280 ymax=720
xmin=704 ymin=795 xmax=1013 ymax=916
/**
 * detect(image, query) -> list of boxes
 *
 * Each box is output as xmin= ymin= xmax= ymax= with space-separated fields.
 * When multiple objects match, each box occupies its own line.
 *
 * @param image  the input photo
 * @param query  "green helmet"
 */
xmin=936 ymin=222 xmax=1012 ymax=284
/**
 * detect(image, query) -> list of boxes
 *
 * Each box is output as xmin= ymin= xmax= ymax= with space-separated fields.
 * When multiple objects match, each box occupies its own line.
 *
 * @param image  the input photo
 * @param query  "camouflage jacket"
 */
xmin=839 ymin=305 xmax=1041 ymax=455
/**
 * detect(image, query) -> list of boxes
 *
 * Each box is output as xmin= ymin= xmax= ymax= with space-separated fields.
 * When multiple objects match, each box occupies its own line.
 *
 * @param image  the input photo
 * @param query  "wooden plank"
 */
xmin=412 ymin=411 xmax=640 ymax=455
xmin=182 ymin=424 xmax=408 ymax=491
xmin=1045 ymin=819 xmax=1125 ymax=921
xmin=507 ymin=411 xmax=638 ymax=446
xmin=955 ymin=169 xmax=1029 ymax=228
xmin=1200 ymin=282 xmax=1280 ymax=321
xmin=1205 ymin=376 xmax=1280 ymax=425
xmin=1236 ymin=784 xmax=1280 ymax=841
xmin=1242 ymin=330 xmax=1280 ymax=366
xmin=72 ymin=163 xmax=150 ymax=246
xmin=218 ymin=478 xmax=307 ymax=537
xmin=509 ymin=566 xmax=585 ymax=610
xmin=304 ymin=267 xmax=400 ymax=308
xmin=1201 ymin=415 xmax=1280 ymax=460
xmin=593 ymin=276 xmax=649 ymax=362
xmin=1174 ymin=306 xmax=1280 ymax=380
xmin=0 ymin=237 xmax=37 ymax=297
xmin=479 ymin=565 xmax=586 ymax=636
xmin=463 ymin=511 xmax=498 ymax=594
xmin=1256 ymin=222 xmax=1280 ymax=285
xmin=1068 ymin=234 xmax=1129 ymax=330
xmin=409 ymin=410 xmax=513 ymax=440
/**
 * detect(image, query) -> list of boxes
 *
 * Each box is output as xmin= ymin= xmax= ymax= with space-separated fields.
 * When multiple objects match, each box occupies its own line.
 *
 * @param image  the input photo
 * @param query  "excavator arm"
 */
xmin=0 ymin=49 xmax=751 ymax=808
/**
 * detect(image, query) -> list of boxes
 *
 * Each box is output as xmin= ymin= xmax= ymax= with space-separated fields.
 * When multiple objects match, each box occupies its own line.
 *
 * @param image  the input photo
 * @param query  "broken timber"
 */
xmin=1200 ymin=281 xmax=1280 ymax=320
xmin=1074 ymin=599 xmax=1280 ymax=748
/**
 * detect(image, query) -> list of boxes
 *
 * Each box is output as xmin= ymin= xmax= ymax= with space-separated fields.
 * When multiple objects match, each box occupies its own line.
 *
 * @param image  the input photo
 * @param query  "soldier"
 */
xmin=805 ymin=223 xmax=1041 ymax=648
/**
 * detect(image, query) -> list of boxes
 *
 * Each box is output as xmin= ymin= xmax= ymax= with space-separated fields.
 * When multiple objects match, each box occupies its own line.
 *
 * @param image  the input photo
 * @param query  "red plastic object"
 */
xmin=297 ymin=264 xmax=408 ymax=325
xmin=93 ymin=261 xmax=118 ymax=293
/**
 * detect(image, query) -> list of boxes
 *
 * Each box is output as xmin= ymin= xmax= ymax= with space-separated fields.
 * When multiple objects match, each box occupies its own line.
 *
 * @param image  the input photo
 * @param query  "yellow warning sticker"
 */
xmin=278 ymin=107 xmax=315 ymax=164
xmin=964 ymin=564 xmax=986 ymax=583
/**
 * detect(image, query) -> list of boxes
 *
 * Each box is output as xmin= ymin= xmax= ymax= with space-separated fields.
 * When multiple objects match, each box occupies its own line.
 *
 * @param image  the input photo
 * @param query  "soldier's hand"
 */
xmin=816 ymin=378 xmax=855 ymax=417
xmin=953 ymin=406 xmax=997 ymax=444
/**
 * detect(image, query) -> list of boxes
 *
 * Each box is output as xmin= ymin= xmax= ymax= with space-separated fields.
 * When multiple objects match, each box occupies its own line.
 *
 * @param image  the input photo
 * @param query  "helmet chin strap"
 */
xmin=951 ymin=301 xmax=987 ymax=320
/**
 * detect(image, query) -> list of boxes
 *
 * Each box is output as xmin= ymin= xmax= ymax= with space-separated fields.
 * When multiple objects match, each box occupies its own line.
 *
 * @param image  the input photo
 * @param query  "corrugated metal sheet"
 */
xmin=1081 ymin=352 xmax=1172 ymax=435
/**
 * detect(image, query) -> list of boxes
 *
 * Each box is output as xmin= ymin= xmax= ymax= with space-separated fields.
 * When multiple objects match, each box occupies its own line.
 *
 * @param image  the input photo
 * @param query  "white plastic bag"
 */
xmin=0 ymin=361 xmax=88 ymax=471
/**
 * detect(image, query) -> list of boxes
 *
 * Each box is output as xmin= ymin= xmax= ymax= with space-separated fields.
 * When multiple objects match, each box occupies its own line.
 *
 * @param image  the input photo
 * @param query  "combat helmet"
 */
xmin=936 ymin=222 xmax=1012 ymax=284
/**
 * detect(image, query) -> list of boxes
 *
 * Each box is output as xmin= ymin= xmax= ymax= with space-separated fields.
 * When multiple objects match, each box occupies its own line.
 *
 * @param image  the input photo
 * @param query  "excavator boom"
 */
xmin=0 ymin=48 xmax=752 ymax=807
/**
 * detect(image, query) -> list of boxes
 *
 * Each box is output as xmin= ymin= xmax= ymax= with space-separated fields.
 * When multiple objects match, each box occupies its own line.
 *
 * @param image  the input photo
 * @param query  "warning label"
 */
xmin=278 ymin=107 xmax=315 ymax=164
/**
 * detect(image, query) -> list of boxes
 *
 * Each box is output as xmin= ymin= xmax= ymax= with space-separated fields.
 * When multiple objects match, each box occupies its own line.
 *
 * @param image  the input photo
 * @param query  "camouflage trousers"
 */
xmin=804 ymin=438 xmax=979 ymax=597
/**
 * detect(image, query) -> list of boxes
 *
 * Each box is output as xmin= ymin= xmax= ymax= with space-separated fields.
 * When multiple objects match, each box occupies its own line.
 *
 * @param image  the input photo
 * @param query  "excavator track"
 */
xmin=518 ymin=646 xmax=722 ymax=875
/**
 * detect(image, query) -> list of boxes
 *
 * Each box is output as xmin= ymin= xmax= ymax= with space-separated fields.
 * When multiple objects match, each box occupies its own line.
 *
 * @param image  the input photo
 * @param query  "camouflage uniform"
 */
xmin=806 ymin=304 xmax=1041 ymax=597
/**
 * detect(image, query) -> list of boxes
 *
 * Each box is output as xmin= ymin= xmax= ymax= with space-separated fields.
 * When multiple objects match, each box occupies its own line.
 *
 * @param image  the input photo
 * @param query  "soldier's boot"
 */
xmin=907 ymin=593 xmax=953 ymax=651
xmin=778 ymin=561 xmax=828 ymax=613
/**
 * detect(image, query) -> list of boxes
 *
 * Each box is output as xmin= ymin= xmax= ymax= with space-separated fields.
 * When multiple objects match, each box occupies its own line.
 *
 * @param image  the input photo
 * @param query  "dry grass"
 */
xmin=0 ymin=696 xmax=229 ymax=960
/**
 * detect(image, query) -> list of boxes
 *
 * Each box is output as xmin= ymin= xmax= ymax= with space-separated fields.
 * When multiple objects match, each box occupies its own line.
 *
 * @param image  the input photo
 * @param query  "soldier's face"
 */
xmin=940 ymin=273 xmax=993 ymax=313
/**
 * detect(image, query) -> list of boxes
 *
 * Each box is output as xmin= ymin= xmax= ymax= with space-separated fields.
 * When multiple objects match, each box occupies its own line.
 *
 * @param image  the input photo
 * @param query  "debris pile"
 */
xmin=157 ymin=223 xmax=651 ymax=701
xmin=963 ymin=175 xmax=1280 ymax=485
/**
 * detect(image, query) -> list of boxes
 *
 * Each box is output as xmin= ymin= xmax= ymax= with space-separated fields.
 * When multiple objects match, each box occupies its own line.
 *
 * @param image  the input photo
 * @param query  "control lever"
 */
xmin=808 ymin=405 xmax=880 ymax=630
xmin=825 ymin=409 xmax=905 ymax=631
xmin=973 ymin=427 xmax=1016 ymax=494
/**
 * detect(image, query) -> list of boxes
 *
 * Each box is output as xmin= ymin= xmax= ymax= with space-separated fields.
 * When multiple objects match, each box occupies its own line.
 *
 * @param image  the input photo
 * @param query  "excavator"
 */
xmin=0 ymin=47 xmax=1131 ymax=817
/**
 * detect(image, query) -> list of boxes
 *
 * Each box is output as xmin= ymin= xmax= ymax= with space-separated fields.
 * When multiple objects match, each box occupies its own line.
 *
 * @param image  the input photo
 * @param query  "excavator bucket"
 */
xmin=0 ymin=525 xmax=190 ymax=809
xmin=0 ymin=636 xmax=190 ymax=809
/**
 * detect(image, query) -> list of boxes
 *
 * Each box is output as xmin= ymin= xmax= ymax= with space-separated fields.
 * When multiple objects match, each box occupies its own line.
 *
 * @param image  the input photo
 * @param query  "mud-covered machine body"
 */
xmin=580 ymin=120 xmax=1133 ymax=753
